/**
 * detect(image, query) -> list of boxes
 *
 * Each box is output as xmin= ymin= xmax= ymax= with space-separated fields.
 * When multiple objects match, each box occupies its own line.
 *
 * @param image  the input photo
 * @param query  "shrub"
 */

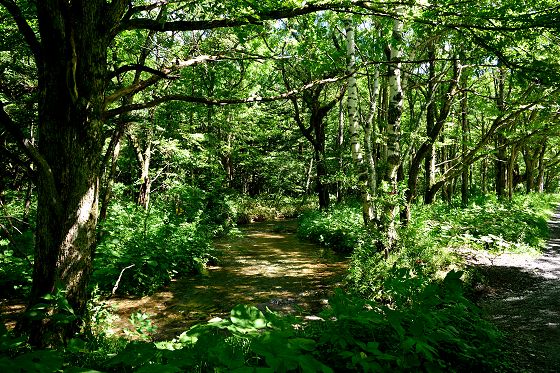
xmin=93 ymin=200 xmax=214 ymax=296
xmin=297 ymin=202 xmax=367 ymax=253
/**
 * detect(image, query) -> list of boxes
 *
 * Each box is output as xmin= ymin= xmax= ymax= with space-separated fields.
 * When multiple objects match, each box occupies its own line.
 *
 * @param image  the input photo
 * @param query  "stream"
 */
xmin=108 ymin=220 xmax=349 ymax=341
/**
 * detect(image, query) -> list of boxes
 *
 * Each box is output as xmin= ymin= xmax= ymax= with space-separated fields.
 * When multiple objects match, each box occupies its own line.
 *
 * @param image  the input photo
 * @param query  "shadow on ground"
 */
xmin=108 ymin=220 xmax=348 ymax=340
xmin=476 ymin=208 xmax=560 ymax=372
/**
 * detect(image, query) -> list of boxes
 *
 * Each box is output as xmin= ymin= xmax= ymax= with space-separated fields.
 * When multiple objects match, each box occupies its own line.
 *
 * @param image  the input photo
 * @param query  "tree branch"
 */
xmin=104 ymin=54 xmax=223 ymax=106
xmin=0 ymin=0 xmax=41 ymax=65
xmin=104 ymin=75 xmax=346 ymax=118
xmin=108 ymin=64 xmax=175 ymax=81
xmin=119 ymin=3 xmax=335 ymax=32
xmin=0 ymin=104 xmax=60 ymax=211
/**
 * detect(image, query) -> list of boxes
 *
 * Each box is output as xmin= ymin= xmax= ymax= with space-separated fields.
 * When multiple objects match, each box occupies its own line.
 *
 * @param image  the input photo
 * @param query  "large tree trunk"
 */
xmin=20 ymin=0 xmax=117 ymax=347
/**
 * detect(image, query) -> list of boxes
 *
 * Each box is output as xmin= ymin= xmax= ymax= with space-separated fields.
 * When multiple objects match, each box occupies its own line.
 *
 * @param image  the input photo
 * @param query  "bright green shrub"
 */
xmin=93 ymin=200 xmax=214 ymax=296
xmin=297 ymin=203 xmax=367 ymax=253
xmin=76 ymin=271 xmax=504 ymax=372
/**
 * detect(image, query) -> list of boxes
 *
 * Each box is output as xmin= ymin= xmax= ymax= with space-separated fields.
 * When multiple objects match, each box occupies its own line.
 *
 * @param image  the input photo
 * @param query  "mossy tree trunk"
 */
xmin=14 ymin=0 xmax=126 ymax=347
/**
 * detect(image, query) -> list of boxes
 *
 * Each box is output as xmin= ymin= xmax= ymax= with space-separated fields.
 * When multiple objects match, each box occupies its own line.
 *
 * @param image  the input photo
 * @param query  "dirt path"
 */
xmin=472 ymin=207 xmax=560 ymax=372
xmin=108 ymin=220 xmax=348 ymax=341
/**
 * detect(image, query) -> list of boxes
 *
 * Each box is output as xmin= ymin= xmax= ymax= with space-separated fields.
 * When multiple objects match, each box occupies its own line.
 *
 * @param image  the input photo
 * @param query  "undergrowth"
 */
xmin=0 ymin=270 xmax=506 ymax=372
xmin=94 ymin=197 xmax=216 ymax=296
xmin=298 ymin=193 xmax=559 ymax=298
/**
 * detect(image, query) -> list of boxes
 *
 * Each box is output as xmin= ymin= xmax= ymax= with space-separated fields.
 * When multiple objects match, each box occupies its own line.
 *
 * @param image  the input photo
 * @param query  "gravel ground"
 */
xmin=472 ymin=207 xmax=560 ymax=372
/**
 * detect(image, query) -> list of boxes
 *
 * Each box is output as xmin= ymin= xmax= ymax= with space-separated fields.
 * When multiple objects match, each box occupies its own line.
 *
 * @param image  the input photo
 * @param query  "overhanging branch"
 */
xmin=0 ymin=103 xmax=60 ymax=211
xmin=103 ymin=75 xmax=346 ymax=118
xmin=0 ymin=0 xmax=41 ymax=65
xmin=120 ymin=3 xmax=335 ymax=32
xmin=104 ymin=54 xmax=224 ymax=106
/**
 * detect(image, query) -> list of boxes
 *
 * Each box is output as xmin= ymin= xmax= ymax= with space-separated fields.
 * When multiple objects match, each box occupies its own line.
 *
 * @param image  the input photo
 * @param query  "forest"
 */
xmin=1 ymin=0 xmax=560 ymax=371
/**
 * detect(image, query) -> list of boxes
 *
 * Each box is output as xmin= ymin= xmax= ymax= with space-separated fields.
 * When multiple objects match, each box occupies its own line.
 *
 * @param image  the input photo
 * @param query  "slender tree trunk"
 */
xmin=536 ymin=142 xmax=547 ymax=193
xmin=99 ymin=137 xmax=121 ymax=221
xmin=312 ymin=111 xmax=329 ymax=210
xmin=423 ymin=46 xmax=436 ymax=205
xmin=461 ymin=72 xmax=469 ymax=206
xmin=99 ymin=123 xmax=127 ymax=221
xmin=305 ymin=156 xmax=314 ymax=194
xmin=381 ymin=8 xmax=404 ymax=257
xmin=22 ymin=124 xmax=35 ymax=225
xmin=440 ymin=140 xmax=449 ymax=202
xmin=128 ymin=126 xmax=153 ymax=210
xmin=494 ymin=65 xmax=507 ymax=198
xmin=507 ymin=145 xmax=518 ymax=199
xmin=346 ymin=20 xmax=374 ymax=226
xmin=481 ymin=119 xmax=487 ymax=194
xmin=523 ymin=147 xmax=536 ymax=194
xmin=337 ymin=100 xmax=345 ymax=203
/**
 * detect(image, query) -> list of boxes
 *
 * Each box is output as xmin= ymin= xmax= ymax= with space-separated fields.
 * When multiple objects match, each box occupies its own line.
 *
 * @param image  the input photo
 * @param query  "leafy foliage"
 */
xmin=410 ymin=193 xmax=559 ymax=255
xmin=93 ymin=197 xmax=215 ymax=296
xmin=299 ymin=193 xmax=558 ymax=298
xmin=1 ymin=269 xmax=504 ymax=372
xmin=297 ymin=202 xmax=367 ymax=253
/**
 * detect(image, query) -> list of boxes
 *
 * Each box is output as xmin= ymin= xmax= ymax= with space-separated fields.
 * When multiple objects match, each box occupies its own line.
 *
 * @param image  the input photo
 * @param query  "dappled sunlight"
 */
xmin=108 ymin=220 xmax=348 ymax=340
xmin=478 ymin=206 xmax=560 ymax=371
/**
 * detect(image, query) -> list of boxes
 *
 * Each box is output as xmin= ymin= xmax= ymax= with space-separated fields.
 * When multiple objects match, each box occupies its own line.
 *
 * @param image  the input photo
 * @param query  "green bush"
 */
xmin=410 ymin=193 xmax=559 ymax=255
xmin=93 ymin=199 xmax=214 ymax=296
xmin=227 ymin=194 xmax=316 ymax=224
xmin=297 ymin=202 xmax=367 ymax=253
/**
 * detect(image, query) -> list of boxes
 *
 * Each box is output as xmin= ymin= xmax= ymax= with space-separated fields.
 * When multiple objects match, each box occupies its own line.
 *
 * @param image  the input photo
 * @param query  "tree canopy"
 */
xmin=0 ymin=0 xmax=559 ymax=350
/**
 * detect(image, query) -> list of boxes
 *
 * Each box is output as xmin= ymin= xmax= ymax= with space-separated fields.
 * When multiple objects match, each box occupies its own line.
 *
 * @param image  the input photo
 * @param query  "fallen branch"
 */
xmin=111 ymin=264 xmax=135 ymax=296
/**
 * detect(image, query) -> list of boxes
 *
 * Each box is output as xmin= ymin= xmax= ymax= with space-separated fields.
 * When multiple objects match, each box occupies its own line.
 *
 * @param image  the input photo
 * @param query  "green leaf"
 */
xmin=230 ymin=304 xmax=268 ymax=331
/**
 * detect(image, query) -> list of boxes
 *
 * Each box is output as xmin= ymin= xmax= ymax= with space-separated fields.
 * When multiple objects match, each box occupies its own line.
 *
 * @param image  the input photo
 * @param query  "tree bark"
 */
xmin=461 ymin=69 xmax=469 ymax=206
xmin=423 ymin=45 xmax=437 ymax=205
xmin=537 ymin=142 xmax=547 ymax=192
xmin=381 ymin=7 xmax=404 ymax=257
xmin=507 ymin=144 xmax=518 ymax=199
xmin=345 ymin=20 xmax=375 ymax=226
xmin=494 ymin=65 xmax=507 ymax=198
xmin=20 ymin=0 xmax=118 ymax=347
